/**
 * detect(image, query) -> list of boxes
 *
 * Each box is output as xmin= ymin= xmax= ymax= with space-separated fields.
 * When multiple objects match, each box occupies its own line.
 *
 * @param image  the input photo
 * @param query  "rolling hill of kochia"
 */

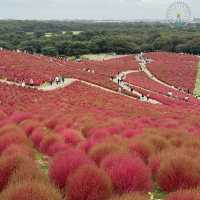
xmin=0 ymin=50 xmax=200 ymax=200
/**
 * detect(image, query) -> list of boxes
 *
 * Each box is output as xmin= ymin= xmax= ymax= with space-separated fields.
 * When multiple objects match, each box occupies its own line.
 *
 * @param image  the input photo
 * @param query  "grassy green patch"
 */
xmin=194 ymin=61 xmax=200 ymax=96
xmin=72 ymin=31 xmax=83 ymax=35
xmin=80 ymin=53 xmax=118 ymax=61
xmin=35 ymin=152 xmax=49 ymax=174
xmin=40 ymin=164 xmax=49 ymax=174
xmin=150 ymin=183 xmax=167 ymax=200
xmin=152 ymin=188 xmax=166 ymax=200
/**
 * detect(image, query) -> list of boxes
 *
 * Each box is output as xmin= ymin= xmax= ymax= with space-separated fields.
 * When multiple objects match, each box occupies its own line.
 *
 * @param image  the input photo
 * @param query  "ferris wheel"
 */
xmin=166 ymin=0 xmax=192 ymax=25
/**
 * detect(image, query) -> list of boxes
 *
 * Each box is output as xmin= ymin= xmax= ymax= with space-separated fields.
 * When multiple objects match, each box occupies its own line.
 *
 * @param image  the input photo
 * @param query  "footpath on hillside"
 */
xmin=112 ymin=70 xmax=160 ymax=104
xmin=0 ymin=76 xmax=139 ymax=101
xmin=3 ymin=52 xmax=192 ymax=105
xmin=38 ymin=78 xmax=76 ymax=91
xmin=135 ymin=54 xmax=178 ymax=90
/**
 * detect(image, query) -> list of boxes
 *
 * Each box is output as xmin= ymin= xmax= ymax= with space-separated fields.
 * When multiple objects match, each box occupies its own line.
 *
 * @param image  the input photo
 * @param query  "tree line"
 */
xmin=0 ymin=20 xmax=200 ymax=57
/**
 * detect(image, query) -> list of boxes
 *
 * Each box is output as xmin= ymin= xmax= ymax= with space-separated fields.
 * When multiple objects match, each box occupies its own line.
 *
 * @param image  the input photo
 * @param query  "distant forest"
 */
xmin=0 ymin=20 xmax=200 ymax=57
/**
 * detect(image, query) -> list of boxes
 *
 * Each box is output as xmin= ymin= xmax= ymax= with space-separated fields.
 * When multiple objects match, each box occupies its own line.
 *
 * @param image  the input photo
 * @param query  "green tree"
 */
xmin=41 ymin=47 xmax=58 ymax=56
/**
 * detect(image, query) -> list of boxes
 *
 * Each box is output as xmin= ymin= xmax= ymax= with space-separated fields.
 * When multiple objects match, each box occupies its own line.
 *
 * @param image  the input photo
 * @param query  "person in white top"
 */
xmin=184 ymin=96 xmax=189 ymax=102
xmin=55 ymin=77 xmax=60 ymax=85
xmin=22 ymin=81 xmax=26 ymax=87
xmin=167 ymin=92 xmax=173 ymax=97
xmin=118 ymin=87 xmax=122 ymax=93
xmin=30 ymin=79 xmax=34 ymax=86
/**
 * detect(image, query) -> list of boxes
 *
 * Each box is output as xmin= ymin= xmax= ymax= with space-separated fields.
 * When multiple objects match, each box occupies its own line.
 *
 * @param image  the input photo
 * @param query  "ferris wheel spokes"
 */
xmin=166 ymin=0 xmax=192 ymax=25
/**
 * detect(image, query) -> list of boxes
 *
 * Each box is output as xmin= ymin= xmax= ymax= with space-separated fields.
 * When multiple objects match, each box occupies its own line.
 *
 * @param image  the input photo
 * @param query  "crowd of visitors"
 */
xmin=49 ymin=76 xmax=65 ymax=85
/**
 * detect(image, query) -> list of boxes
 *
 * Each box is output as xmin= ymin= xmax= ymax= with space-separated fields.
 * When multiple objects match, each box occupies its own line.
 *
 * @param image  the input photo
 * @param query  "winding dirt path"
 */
xmin=38 ymin=78 xmax=76 ymax=91
xmin=135 ymin=54 xmax=178 ymax=90
xmin=0 ymin=55 xmax=166 ymax=105
xmin=0 ymin=77 xmax=139 ymax=101
xmin=113 ymin=71 xmax=160 ymax=104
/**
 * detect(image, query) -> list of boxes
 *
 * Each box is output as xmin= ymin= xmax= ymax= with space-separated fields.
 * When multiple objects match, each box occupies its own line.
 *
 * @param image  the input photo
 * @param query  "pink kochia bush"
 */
xmin=66 ymin=165 xmax=112 ymax=200
xmin=121 ymin=128 xmax=143 ymax=138
xmin=0 ymin=123 xmax=24 ymax=136
xmin=9 ymin=112 xmax=32 ymax=124
xmin=49 ymin=148 xmax=93 ymax=188
xmin=39 ymin=135 xmax=62 ymax=154
xmin=1 ymin=144 xmax=34 ymax=159
xmin=101 ymin=154 xmax=152 ymax=193
xmin=88 ymin=142 xmax=128 ymax=166
xmin=157 ymin=154 xmax=200 ymax=192
xmin=165 ymin=189 xmax=200 ymax=200
xmin=47 ymin=142 xmax=70 ymax=157
xmin=58 ymin=128 xmax=84 ymax=146
xmin=30 ymin=127 xmax=45 ymax=148
xmin=0 ymin=110 xmax=7 ymax=121
xmin=0 ymin=132 xmax=30 ymax=154
xmin=20 ymin=119 xmax=41 ymax=137
xmin=129 ymin=140 xmax=154 ymax=164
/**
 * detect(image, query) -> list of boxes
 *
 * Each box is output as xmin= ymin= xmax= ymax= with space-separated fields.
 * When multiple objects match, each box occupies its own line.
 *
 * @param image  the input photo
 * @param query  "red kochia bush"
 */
xmin=44 ymin=115 xmax=61 ymax=129
xmin=88 ymin=142 xmax=128 ymax=166
xmin=0 ymin=110 xmax=7 ymax=121
xmin=0 ymin=118 xmax=13 ymax=129
xmin=143 ymin=134 xmax=170 ymax=153
xmin=129 ymin=140 xmax=155 ymax=164
xmin=0 ymin=154 xmax=35 ymax=192
xmin=20 ymin=119 xmax=42 ymax=136
xmin=1 ymin=144 xmax=34 ymax=159
xmin=58 ymin=128 xmax=84 ymax=146
xmin=108 ymin=192 xmax=149 ymax=200
xmin=84 ymin=128 xmax=111 ymax=137
xmin=0 ymin=123 xmax=23 ymax=136
xmin=9 ymin=112 xmax=32 ymax=124
xmin=0 ymin=132 xmax=30 ymax=154
xmin=49 ymin=148 xmax=93 ymax=188
xmin=148 ymin=154 xmax=161 ymax=177
xmin=121 ymin=128 xmax=143 ymax=138
xmin=165 ymin=190 xmax=200 ymax=200
xmin=66 ymin=165 xmax=112 ymax=200
xmin=157 ymin=154 xmax=200 ymax=192
xmin=30 ymin=127 xmax=45 ymax=148
xmin=46 ymin=142 xmax=70 ymax=157
xmin=9 ymin=162 xmax=49 ymax=184
xmin=149 ymin=148 xmax=200 ymax=177
xmin=39 ymin=135 xmax=62 ymax=154
xmin=101 ymin=154 xmax=152 ymax=193
xmin=0 ymin=181 xmax=62 ymax=200
xmin=82 ymin=134 xmax=127 ymax=154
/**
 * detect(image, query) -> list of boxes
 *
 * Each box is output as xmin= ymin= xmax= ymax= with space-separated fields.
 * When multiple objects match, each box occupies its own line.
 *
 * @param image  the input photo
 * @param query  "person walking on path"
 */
xmin=30 ymin=79 xmax=34 ymax=87
xmin=118 ymin=87 xmax=122 ymax=93
xmin=147 ymin=94 xmax=150 ymax=101
xmin=22 ymin=80 xmax=26 ymax=87
xmin=184 ymin=96 xmax=189 ymax=102
xmin=55 ymin=76 xmax=60 ymax=85
xmin=61 ymin=76 xmax=65 ymax=83
xmin=118 ymin=78 xmax=120 ymax=85
xmin=49 ymin=78 xmax=53 ymax=86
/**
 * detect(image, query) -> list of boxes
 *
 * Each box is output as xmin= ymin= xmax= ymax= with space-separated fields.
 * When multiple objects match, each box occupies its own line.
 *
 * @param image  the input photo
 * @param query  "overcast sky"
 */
xmin=0 ymin=0 xmax=199 ymax=20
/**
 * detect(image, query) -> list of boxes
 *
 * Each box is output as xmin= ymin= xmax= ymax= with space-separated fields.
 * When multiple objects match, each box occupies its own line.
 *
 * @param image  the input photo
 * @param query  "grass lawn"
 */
xmin=72 ymin=31 xmax=83 ymax=35
xmin=35 ymin=152 xmax=49 ymax=174
xmin=194 ymin=61 xmax=200 ymax=96
xmin=80 ymin=53 xmax=125 ymax=61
